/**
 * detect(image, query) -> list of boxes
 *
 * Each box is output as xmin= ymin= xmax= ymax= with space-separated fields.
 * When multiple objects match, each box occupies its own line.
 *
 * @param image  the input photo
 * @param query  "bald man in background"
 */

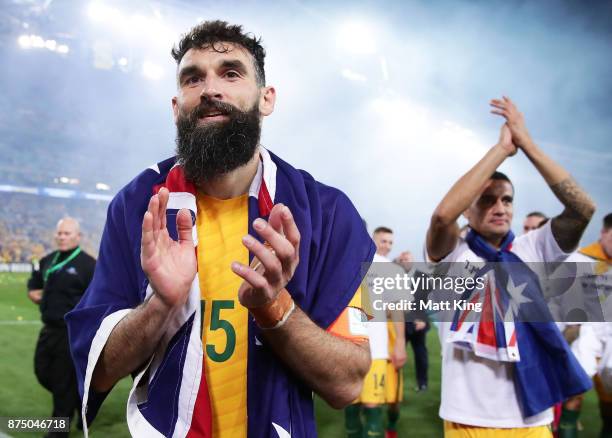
xmin=28 ymin=217 xmax=95 ymax=436
xmin=522 ymin=211 xmax=548 ymax=234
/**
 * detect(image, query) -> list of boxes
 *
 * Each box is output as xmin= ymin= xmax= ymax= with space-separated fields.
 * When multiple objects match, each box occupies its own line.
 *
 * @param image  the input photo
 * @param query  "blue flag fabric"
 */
xmin=465 ymin=229 xmax=592 ymax=417
xmin=66 ymin=148 xmax=375 ymax=437
xmin=245 ymin=152 xmax=376 ymax=437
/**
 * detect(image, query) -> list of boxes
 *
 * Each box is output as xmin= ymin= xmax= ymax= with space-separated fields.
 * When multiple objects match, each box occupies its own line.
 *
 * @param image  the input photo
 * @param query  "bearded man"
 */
xmin=66 ymin=21 xmax=374 ymax=438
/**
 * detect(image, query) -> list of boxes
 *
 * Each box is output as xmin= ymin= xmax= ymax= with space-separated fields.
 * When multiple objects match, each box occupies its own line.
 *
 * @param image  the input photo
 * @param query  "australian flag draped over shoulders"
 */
xmin=65 ymin=147 xmax=375 ymax=438
xmin=449 ymin=229 xmax=591 ymax=418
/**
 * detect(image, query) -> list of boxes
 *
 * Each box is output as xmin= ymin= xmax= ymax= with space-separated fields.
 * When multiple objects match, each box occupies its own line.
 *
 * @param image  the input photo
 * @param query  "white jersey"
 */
xmin=548 ymin=249 xmax=612 ymax=325
xmin=569 ymin=245 xmax=612 ymax=387
xmin=427 ymin=221 xmax=569 ymax=428
xmin=572 ymin=323 xmax=612 ymax=376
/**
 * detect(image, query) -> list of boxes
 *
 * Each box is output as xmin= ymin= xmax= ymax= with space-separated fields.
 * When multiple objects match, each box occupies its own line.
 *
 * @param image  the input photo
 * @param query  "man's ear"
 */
xmin=258 ymin=86 xmax=276 ymax=116
xmin=172 ymin=96 xmax=179 ymax=124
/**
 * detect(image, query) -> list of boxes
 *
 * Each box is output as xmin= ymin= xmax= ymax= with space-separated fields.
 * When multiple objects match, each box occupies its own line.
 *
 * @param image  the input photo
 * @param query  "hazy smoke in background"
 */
xmin=0 ymin=0 xmax=610 ymax=256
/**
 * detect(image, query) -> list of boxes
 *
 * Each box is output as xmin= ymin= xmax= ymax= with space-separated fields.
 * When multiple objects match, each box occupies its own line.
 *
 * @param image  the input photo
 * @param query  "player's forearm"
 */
xmin=525 ymin=141 xmax=596 ymax=218
xmin=261 ymin=306 xmax=371 ymax=409
xmin=550 ymin=176 xmax=596 ymax=252
xmin=91 ymin=294 xmax=174 ymax=393
xmin=521 ymin=140 xmax=596 ymax=251
xmin=393 ymin=320 xmax=405 ymax=346
xmin=389 ymin=308 xmax=406 ymax=344
xmin=432 ymin=143 xmax=509 ymax=226
xmin=428 ymin=144 xmax=509 ymax=260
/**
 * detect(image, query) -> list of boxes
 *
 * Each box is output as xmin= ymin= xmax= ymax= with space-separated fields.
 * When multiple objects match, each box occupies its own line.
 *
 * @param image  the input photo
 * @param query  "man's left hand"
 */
xmin=490 ymin=96 xmax=534 ymax=150
xmin=232 ymin=203 xmax=300 ymax=308
xmin=391 ymin=342 xmax=407 ymax=370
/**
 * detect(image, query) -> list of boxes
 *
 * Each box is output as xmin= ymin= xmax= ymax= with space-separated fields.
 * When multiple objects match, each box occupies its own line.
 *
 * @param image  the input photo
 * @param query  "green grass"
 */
xmin=0 ymin=273 xmax=130 ymax=437
xmin=0 ymin=272 xmax=604 ymax=437
xmin=315 ymin=328 xmax=444 ymax=437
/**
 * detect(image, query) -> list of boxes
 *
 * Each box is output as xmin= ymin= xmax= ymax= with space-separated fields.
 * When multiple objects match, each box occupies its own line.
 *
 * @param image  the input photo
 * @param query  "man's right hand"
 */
xmin=27 ymin=289 xmax=42 ymax=304
xmin=414 ymin=319 xmax=427 ymax=331
xmin=491 ymin=96 xmax=533 ymax=151
xmin=496 ymin=123 xmax=518 ymax=157
xmin=141 ymin=187 xmax=197 ymax=310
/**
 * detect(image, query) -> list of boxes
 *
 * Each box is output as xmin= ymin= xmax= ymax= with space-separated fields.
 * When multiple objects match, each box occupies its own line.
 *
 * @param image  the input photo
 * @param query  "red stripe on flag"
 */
xmin=258 ymin=179 xmax=273 ymax=216
xmin=477 ymin=282 xmax=496 ymax=347
xmin=154 ymin=166 xmax=197 ymax=195
xmin=509 ymin=329 xmax=517 ymax=347
xmin=455 ymin=292 xmax=480 ymax=330
xmin=186 ymin=367 xmax=212 ymax=438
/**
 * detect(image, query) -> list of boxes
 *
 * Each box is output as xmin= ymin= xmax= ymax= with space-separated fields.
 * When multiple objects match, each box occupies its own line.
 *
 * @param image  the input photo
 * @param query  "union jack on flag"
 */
xmin=449 ymin=269 xmax=525 ymax=363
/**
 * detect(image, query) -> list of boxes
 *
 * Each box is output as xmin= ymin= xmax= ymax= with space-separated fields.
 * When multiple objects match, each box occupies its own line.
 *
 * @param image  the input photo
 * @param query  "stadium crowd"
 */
xmin=0 ymin=192 xmax=107 ymax=262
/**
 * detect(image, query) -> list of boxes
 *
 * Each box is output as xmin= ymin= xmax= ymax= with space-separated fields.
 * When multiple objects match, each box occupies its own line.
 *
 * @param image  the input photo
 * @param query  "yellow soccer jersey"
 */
xmin=196 ymin=192 xmax=249 ymax=438
xmin=195 ymin=191 xmax=369 ymax=436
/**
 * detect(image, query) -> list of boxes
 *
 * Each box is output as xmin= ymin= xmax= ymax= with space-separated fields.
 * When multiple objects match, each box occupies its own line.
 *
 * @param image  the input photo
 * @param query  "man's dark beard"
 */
xmin=175 ymin=97 xmax=261 ymax=184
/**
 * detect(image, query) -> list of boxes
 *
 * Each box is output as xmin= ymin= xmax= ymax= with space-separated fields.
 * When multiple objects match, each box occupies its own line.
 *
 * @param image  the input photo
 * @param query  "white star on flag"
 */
xmin=505 ymin=276 xmax=531 ymax=318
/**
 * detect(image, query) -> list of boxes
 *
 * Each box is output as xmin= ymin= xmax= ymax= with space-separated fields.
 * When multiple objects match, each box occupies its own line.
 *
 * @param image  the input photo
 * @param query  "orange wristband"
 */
xmin=250 ymin=288 xmax=295 ymax=329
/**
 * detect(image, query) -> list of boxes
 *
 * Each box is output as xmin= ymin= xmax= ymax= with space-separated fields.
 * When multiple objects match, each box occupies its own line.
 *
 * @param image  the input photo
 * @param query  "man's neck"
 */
xmin=197 ymin=152 xmax=259 ymax=199
xmin=58 ymin=246 xmax=79 ymax=255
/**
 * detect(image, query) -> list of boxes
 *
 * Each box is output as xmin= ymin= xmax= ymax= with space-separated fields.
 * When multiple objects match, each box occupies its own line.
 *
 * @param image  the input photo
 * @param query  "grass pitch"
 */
xmin=0 ymin=272 xmax=603 ymax=437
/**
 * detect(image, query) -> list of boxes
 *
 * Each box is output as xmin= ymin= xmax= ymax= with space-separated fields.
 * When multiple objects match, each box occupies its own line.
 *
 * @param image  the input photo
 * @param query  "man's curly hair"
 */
xmin=171 ymin=20 xmax=266 ymax=86
xmin=604 ymin=212 xmax=612 ymax=230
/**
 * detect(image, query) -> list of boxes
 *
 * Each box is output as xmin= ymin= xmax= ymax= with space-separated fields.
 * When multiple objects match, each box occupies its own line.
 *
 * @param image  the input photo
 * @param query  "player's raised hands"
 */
xmin=490 ymin=96 xmax=534 ymax=150
xmin=232 ymin=203 xmax=300 ymax=309
xmin=497 ymin=123 xmax=518 ymax=157
xmin=141 ymin=187 xmax=197 ymax=309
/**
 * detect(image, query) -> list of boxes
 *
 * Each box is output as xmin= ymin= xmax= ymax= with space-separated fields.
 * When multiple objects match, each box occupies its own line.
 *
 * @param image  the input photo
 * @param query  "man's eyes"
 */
xmin=184 ymin=76 xmax=202 ymax=86
xmin=183 ymin=71 xmax=240 ymax=86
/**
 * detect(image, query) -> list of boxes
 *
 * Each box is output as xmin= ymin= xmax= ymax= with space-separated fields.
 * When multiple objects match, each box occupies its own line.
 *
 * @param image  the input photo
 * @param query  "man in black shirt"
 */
xmin=394 ymin=250 xmax=430 ymax=392
xmin=27 ymin=217 xmax=95 ymax=436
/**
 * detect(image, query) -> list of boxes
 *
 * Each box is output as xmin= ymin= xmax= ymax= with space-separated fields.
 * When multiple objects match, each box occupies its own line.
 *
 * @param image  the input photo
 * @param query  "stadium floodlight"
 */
xmin=57 ymin=176 xmax=79 ymax=185
xmin=96 ymin=182 xmax=111 ymax=191
xmin=17 ymin=35 xmax=68 ymax=54
xmin=336 ymin=20 xmax=377 ymax=55
xmin=30 ymin=35 xmax=45 ymax=48
xmin=142 ymin=61 xmax=164 ymax=80
xmin=45 ymin=39 xmax=57 ymax=51
xmin=17 ymin=35 xmax=31 ymax=49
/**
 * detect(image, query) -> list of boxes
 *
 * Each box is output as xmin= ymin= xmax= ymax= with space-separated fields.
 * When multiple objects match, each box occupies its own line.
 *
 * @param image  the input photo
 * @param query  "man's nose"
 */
xmin=492 ymin=199 xmax=506 ymax=214
xmin=199 ymin=76 xmax=223 ymax=101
